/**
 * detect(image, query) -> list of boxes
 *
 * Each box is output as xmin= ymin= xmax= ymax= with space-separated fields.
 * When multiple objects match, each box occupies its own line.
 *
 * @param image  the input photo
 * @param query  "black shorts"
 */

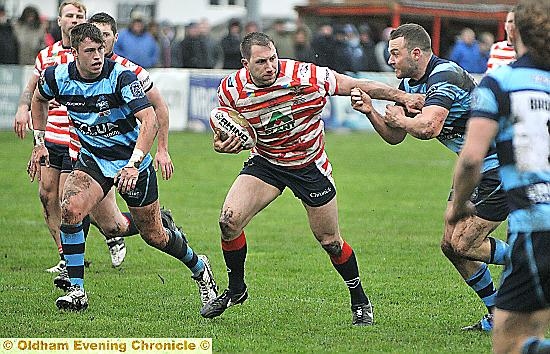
xmin=496 ymin=231 xmax=550 ymax=312
xmin=73 ymin=153 xmax=158 ymax=207
xmin=240 ymin=155 xmax=336 ymax=207
xmin=448 ymin=168 xmax=509 ymax=222
xmin=43 ymin=142 xmax=72 ymax=173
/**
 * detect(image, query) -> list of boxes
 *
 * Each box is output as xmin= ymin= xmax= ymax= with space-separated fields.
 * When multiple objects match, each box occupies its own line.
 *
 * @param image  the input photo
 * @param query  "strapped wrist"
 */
xmin=33 ymin=130 xmax=45 ymax=146
xmin=125 ymin=148 xmax=144 ymax=168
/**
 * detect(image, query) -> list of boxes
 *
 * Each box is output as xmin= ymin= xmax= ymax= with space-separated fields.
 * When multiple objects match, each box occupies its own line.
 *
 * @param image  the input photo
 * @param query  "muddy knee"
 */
xmin=61 ymin=198 xmax=86 ymax=224
xmin=219 ymin=209 xmax=241 ymax=241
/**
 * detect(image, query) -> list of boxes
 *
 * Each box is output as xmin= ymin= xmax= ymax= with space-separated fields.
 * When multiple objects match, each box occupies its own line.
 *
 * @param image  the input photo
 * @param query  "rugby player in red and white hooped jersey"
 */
xmin=200 ymin=31 xmax=424 ymax=325
xmin=485 ymin=10 xmax=517 ymax=74
xmin=14 ymin=1 xmax=90 ymax=274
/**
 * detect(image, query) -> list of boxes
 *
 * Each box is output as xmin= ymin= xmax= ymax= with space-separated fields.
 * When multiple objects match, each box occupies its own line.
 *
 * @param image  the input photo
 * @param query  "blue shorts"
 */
xmin=497 ymin=231 xmax=550 ymax=312
xmin=240 ymin=155 xmax=336 ymax=207
xmin=449 ymin=168 xmax=509 ymax=222
xmin=74 ymin=153 xmax=158 ymax=207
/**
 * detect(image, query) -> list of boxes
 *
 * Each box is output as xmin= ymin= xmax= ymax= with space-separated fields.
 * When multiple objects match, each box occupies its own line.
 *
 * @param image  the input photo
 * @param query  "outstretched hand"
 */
xmin=154 ymin=150 xmax=174 ymax=180
xmin=27 ymin=145 xmax=49 ymax=182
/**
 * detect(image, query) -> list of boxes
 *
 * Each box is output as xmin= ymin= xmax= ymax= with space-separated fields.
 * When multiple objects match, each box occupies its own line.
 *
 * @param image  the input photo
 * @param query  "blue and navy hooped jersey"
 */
xmin=399 ymin=55 xmax=499 ymax=172
xmin=471 ymin=55 xmax=550 ymax=233
xmin=38 ymin=59 xmax=153 ymax=178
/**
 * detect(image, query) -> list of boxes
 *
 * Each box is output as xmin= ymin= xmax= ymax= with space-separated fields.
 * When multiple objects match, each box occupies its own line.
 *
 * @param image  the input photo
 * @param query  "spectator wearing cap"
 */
xmin=357 ymin=24 xmax=380 ymax=72
xmin=114 ymin=14 xmax=159 ymax=68
xmin=332 ymin=23 xmax=363 ymax=73
xmin=0 ymin=5 xmax=19 ymax=64
xmin=220 ymin=18 xmax=242 ymax=69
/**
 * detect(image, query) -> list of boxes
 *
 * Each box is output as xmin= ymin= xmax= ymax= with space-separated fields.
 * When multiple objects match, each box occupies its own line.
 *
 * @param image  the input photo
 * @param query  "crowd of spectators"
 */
xmin=0 ymin=6 xmax=497 ymax=75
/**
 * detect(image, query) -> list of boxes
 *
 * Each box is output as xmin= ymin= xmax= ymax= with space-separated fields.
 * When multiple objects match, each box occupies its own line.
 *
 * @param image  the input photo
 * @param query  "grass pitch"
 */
xmin=0 ymin=131 xmax=505 ymax=353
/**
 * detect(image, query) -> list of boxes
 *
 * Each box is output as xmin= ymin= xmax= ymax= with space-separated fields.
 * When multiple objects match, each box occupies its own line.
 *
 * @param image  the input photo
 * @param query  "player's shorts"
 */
xmin=496 ymin=231 xmax=550 ymax=312
xmin=448 ymin=168 xmax=509 ymax=222
xmin=74 ymin=153 xmax=158 ymax=207
xmin=240 ymin=155 xmax=336 ymax=207
xmin=42 ymin=141 xmax=72 ymax=173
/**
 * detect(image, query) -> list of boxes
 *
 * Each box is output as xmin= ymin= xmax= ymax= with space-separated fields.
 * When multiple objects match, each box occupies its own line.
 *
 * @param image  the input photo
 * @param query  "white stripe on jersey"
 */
xmin=218 ymin=59 xmax=337 ymax=168
xmin=35 ymin=41 xmax=74 ymax=145
xmin=68 ymin=54 xmax=153 ymax=160
xmin=486 ymin=41 xmax=516 ymax=74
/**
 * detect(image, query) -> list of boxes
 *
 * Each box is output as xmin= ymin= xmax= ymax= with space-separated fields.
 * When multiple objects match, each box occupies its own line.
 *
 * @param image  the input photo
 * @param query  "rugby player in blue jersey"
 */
xmin=447 ymin=0 xmax=550 ymax=352
xmin=351 ymin=23 xmax=510 ymax=331
xmin=27 ymin=23 xmax=218 ymax=311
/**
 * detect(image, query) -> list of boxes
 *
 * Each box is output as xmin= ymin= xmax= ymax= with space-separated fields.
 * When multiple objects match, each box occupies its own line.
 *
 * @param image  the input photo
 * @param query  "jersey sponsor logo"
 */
xmin=129 ymin=81 xmax=145 ymax=98
xmin=264 ymin=111 xmax=294 ymax=135
xmin=73 ymin=120 xmax=120 ymax=137
xmin=96 ymin=95 xmax=111 ymax=117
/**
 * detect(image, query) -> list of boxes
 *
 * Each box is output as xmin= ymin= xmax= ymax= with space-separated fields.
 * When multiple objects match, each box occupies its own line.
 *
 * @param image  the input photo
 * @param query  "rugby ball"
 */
xmin=209 ymin=106 xmax=257 ymax=149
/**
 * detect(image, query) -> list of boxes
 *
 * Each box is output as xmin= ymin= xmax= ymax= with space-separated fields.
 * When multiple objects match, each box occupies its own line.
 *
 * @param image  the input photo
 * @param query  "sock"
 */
xmin=121 ymin=212 xmax=139 ymax=236
xmin=466 ymin=263 xmax=497 ymax=313
xmin=58 ymin=245 xmax=65 ymax=261
xmin=60 ymin=223 xmax=85 ymax=290
xmin=221 ymin=231 xmax=247 ymax=293
xmin=162 ymin=227 xmax=204 ymax=277
xmin=489 ymin=237 xmax=509 ymax=265
xmin=329 ymin=241 xmax=369 ymax=306
xmin=522 ymin=337 xmax=550 ymax=354
xmin=82 ymin=215 xmax=91 ymax=240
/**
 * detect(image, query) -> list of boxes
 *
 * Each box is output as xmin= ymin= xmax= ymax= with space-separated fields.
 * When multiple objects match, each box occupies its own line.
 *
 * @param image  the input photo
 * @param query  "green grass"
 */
xmin=0 ymin=131 xmax=506 ymax=353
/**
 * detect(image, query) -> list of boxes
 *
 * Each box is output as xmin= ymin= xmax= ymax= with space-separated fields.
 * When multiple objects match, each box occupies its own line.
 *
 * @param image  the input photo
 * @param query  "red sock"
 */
xmin=330 ymin=241 xmax=353 ymax=265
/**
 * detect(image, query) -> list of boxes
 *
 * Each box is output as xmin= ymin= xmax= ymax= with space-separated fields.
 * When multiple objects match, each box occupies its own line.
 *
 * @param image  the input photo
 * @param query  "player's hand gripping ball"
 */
xmin=209 ymin=107 xmax=257 ymax=149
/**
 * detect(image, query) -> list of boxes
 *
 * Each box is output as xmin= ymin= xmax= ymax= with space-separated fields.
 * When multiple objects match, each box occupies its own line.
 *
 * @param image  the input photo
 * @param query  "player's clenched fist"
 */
xmin=350 ymin=87 xmax=373 ymax=115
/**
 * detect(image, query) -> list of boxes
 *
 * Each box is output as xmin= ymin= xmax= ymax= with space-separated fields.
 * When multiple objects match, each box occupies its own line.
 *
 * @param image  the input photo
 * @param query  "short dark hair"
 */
xmin=515 ymin=0 xmax=549 ymax=68
xmin=89 ymin=12 xmax=117 ymax=35
xmin=240 ymin=32 xmax=274 ymax=60
xmin=390 ymin=23 xmax=432 ymax=53
xmin=70 ymin=22 xmax=104 ymax=49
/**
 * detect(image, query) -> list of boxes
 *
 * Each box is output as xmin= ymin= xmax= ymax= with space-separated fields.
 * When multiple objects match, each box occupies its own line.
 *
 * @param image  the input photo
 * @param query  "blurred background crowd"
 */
xmin=0 ymin=3 xmax=502 ymax=74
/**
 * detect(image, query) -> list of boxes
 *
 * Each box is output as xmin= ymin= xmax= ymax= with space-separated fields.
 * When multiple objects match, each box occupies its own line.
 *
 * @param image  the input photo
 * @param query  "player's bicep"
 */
xmin=419 ymin=105 xmax=448 ymax=135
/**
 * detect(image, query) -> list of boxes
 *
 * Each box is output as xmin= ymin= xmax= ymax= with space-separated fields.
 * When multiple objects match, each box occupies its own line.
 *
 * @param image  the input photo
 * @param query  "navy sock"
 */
xmin=466 ymin=263 xmax=496 ymax=313
xmin=162 ymin=227 xmax=203 ymax=277
xmin=60 ymin=222 xmax=85 ymax=290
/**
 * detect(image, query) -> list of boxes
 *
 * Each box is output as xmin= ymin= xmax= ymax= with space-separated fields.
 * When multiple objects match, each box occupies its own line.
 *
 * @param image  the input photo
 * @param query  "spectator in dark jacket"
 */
xmin=178 ymin=22 xmax=211 ymax=68
xmin=0 ymin=6 xmax=19 ymax=64
xmin=311 ymin=23 xmax=335 ymax=68
xmin=220 ymin=19 xmax=242 ymax=69
xmin=357 ymin=24 xmax=380 ymax=72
